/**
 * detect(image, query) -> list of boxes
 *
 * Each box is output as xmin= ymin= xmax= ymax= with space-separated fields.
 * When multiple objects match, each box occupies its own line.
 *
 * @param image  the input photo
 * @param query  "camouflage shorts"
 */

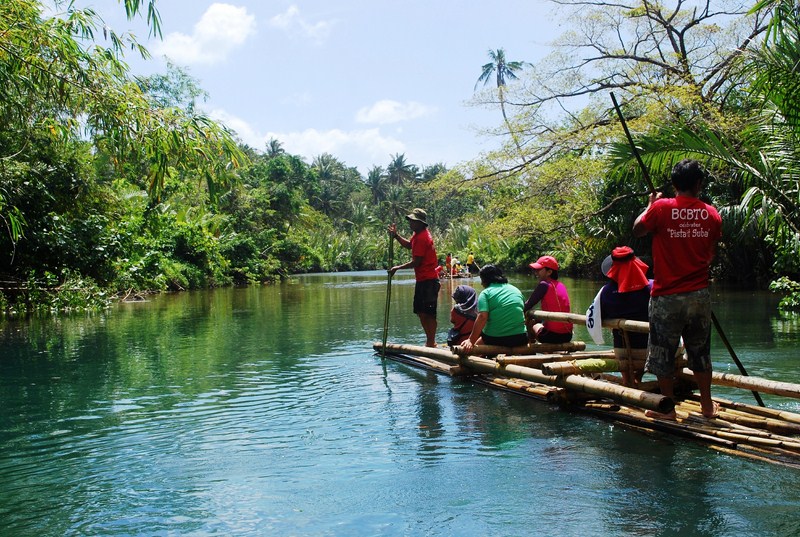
xmin=645 ymin=288 xmax=712 ymax=377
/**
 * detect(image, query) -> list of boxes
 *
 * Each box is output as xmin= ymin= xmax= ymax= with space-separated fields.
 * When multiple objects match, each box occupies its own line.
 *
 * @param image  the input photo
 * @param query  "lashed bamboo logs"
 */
xmin=374 ymin=342 xmax=673 ymax=413
xmin=679 ymin=368 xmax=800 ymax=400
xmin=453 ymin=341 xmax=586 ymax=356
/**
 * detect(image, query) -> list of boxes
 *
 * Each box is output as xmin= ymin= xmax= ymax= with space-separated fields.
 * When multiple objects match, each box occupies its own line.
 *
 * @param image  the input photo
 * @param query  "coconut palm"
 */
xmin=366 ymin=166 xmax=386 ymax=203
xmin=386 ymin=153 xmax=417 ymax=185
xmin=265 ymin=138 xmax=285 ymax=158
xmin=475 ymin=48 xmax=527 ymax=151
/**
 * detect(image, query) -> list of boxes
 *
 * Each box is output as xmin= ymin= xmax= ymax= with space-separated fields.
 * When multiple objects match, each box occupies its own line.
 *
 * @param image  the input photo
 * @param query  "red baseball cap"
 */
xmin=529 ymin=255 xmax=559 ymax=271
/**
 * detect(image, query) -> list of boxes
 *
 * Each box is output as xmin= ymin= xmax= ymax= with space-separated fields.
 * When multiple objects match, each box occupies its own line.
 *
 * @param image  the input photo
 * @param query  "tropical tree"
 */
xmin=386 ymin=153 xmax=417 ymax=185
xmin=366 ymin=166 xmax=386 ymax=203
xmin=266 ymin=138 xmax=285 ymax=158
xmin=0 ymin=0 xmax=245 ymax=242
xmin=474 ymin=48 xmax=527 ymax=151
xmin=604 ymin=0 xmax=800 ymax=286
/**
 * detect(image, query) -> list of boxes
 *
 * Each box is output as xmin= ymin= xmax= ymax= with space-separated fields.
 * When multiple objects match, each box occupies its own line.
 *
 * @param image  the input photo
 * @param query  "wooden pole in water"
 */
xmin=711 ymin=310 xmax=765 ymax=407
xmin=381 ymin=231 xmax=394 ymax=358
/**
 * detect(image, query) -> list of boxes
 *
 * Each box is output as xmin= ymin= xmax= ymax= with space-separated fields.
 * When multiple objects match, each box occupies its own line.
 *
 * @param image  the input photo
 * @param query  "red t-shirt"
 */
xmin=640 ymin=195 xmax=722 ymax=296
xmin=410 ymin=228 xmax=438 ymax=281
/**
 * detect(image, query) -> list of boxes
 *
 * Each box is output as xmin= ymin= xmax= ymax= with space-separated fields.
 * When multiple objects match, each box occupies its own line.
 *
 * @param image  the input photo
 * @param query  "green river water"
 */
xmin=1 ymin=270 xmax=799 ymax=536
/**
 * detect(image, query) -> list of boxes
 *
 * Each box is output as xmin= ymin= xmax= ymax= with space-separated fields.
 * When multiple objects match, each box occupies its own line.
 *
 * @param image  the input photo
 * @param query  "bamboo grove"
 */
xmin=1 ymin=0 xmax=800 ymax=313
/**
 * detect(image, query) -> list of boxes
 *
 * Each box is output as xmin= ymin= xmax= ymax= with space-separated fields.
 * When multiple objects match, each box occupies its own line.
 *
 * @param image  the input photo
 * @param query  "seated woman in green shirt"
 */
xmin=460 ymin=265 xmax=528 ymax=352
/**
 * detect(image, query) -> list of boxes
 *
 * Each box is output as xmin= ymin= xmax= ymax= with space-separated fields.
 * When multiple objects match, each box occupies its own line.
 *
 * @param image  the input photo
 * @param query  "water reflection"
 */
xmin=1 ymin=273 xmax=800 ymax=536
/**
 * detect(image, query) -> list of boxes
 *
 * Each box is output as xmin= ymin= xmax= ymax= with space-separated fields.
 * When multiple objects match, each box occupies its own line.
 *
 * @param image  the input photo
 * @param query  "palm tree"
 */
xmin=386 ymin=153 xmax=416 ymax=185
xmin=366 ymin=166 xmax=386 ymax=203
xmin=475 ymin=48 xmax=527 ymax=151
xmin=265 ymin=138 xmax=285 ymax=158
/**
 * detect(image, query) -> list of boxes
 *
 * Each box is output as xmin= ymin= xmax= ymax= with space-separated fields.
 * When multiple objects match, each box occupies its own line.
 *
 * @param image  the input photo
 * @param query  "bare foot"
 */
xmin=701 ymin=401 xmax=720 ymax=419
xmin=645 ymin=409 xmax=677 ymax=421
xmin=425 ymin=342 xmax=438 ymax=348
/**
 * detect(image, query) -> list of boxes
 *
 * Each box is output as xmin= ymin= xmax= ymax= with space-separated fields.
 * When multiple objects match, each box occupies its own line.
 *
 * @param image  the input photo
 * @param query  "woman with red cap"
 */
xmin=599 ymin=246 xmax=652 ymax=386
xmin=524 ymin=255 xmax=573 ymax=343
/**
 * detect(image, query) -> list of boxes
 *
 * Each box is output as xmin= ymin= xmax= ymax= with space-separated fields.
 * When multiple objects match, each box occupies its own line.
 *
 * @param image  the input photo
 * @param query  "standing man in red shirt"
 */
xmin=633 ymin=159 xmax=722 ymax=419
xmin=388 ymin=208 xmax=440 ymax=347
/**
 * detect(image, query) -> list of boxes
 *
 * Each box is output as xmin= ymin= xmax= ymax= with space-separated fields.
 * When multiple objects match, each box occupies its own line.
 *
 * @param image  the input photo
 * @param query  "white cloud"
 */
xmin=355 ymin=100 xmax=436 ymax=125
xmin=207 ymin=108 xmax=404 ymax=171
xmin=268 ymin=5 xmax=335 ymax=44
xmin=266 ymin=128 xmax=405 ymax=170
xmin=156 ymin=4 xmax=256 ymax=65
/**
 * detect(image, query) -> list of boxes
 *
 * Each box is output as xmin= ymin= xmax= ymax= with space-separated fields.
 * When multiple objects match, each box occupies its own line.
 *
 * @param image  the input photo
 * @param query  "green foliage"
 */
xmin=3 ymin=269 xmax=110 ymax=316
xmin=770 ymin=277 xmax=800 ymax=311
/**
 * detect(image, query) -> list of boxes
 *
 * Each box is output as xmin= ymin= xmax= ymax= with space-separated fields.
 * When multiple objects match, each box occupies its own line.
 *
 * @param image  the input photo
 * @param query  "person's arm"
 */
xmin=460 ymin=311 xmax=488 ymax=352
xmin=387 ymin=223 xmax=411 ymax=249
xmin=389 ymin=255 xmax=423 ymax=275
xmin=387 ymin=223 xmax=416 ymax=275
xmin=633 ymin=192 xmax=662 ymax=237
xmin=523 ymin=281 xmax=549 ymax=312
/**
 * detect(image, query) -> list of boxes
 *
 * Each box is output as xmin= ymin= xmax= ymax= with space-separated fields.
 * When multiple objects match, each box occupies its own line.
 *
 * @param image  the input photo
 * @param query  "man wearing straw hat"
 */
xmin=388 ymin=208 xmax=440 ymax=347
xmin=633 ymin=159 xmax=722 ymax=419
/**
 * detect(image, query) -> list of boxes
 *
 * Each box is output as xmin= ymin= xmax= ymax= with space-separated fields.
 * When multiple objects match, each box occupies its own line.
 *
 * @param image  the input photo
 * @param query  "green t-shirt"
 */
xmin=478 ymin=283 xmax=526 ymax=337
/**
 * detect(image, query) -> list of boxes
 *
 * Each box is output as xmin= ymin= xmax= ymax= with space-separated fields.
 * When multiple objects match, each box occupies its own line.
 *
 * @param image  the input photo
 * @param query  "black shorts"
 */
xmin=413 ymin=279 xmax=440 ymax=316
xmin=537 ymin=329 xmax=573 ymax=344
xmin=482 ymin=332 xmax=529 ymax=347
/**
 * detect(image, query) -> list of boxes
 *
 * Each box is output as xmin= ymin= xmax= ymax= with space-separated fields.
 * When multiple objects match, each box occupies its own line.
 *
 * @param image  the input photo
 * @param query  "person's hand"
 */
xmin=647 ymin=191 xmax=663 ymax=207
xmin=387 ymin=223 xmax=397 ymax=238
xmin=388 ymin=266 xmax=398 ymax=276
xmin=461 ymin=339 xmax=474 ymax=352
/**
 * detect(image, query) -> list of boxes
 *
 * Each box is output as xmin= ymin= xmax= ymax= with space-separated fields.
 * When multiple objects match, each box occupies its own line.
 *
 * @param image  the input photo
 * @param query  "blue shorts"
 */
xmin=645 ymin=288 xmax=712 ymax=377
xmin=413 ymin=279 xmax=440 ymax=316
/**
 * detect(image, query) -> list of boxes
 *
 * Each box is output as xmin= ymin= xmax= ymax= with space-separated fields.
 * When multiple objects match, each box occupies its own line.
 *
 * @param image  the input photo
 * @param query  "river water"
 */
xmin=1 ymin=270 xmax=799 ymax=536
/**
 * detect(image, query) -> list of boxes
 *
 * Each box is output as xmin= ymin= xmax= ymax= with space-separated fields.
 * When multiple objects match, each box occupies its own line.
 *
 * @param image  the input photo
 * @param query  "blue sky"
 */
xmin=92 ymin=1 xmax=565 ymax=175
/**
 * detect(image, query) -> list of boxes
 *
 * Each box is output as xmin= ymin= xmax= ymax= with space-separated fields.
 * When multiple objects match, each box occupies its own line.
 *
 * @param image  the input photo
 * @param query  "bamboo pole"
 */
xmin=531 ymin=310 xmax=650 ymax=333
xmin=679 ymin=368 xmax=800 ymax=400
xmin=542 ymin=358 xmax=647 ymax=376
xmin=496 ymin=351 xmax=616 ymax=367
xmin=453 ymin=341 xmax=586 ymax=356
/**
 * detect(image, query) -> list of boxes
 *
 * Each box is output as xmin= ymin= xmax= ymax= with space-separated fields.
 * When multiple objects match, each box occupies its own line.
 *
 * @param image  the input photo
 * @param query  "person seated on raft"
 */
xmin=447 ymin=285 xmax=478 ymax=346
xmin=524 ymin=255 xmax=573 ymax=344
xmin=460 ymin=265 xmax=528 ymax=353
xmin=599 ymin=246 xmax=652 ymax=386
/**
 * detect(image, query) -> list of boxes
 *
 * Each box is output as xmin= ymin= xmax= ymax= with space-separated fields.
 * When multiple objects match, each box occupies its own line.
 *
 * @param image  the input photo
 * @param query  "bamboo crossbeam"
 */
xmin=375 ymin=342 xmax=673 ymax=413
xmin=680 ymin=368 xmax=800 ymax=400
xmin=453 ymin=341 xmax=586 ymax=356
xmin=496 ymin=351 xmax=615 ymax=367
xmin=531 ymin=310 xmax=650 ymax=333
xmin=541 ymin=358 xmax=646 ymax=376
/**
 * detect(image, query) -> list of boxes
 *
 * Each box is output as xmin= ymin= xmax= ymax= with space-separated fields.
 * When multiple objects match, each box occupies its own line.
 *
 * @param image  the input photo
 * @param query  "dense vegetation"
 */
xmin=2 ymin=0 xmax=800 ymax=314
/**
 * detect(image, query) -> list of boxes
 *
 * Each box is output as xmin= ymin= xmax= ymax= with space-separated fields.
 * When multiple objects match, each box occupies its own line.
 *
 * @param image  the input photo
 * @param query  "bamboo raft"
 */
xmin=373 ymin=310 xmax=800 ymax=468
